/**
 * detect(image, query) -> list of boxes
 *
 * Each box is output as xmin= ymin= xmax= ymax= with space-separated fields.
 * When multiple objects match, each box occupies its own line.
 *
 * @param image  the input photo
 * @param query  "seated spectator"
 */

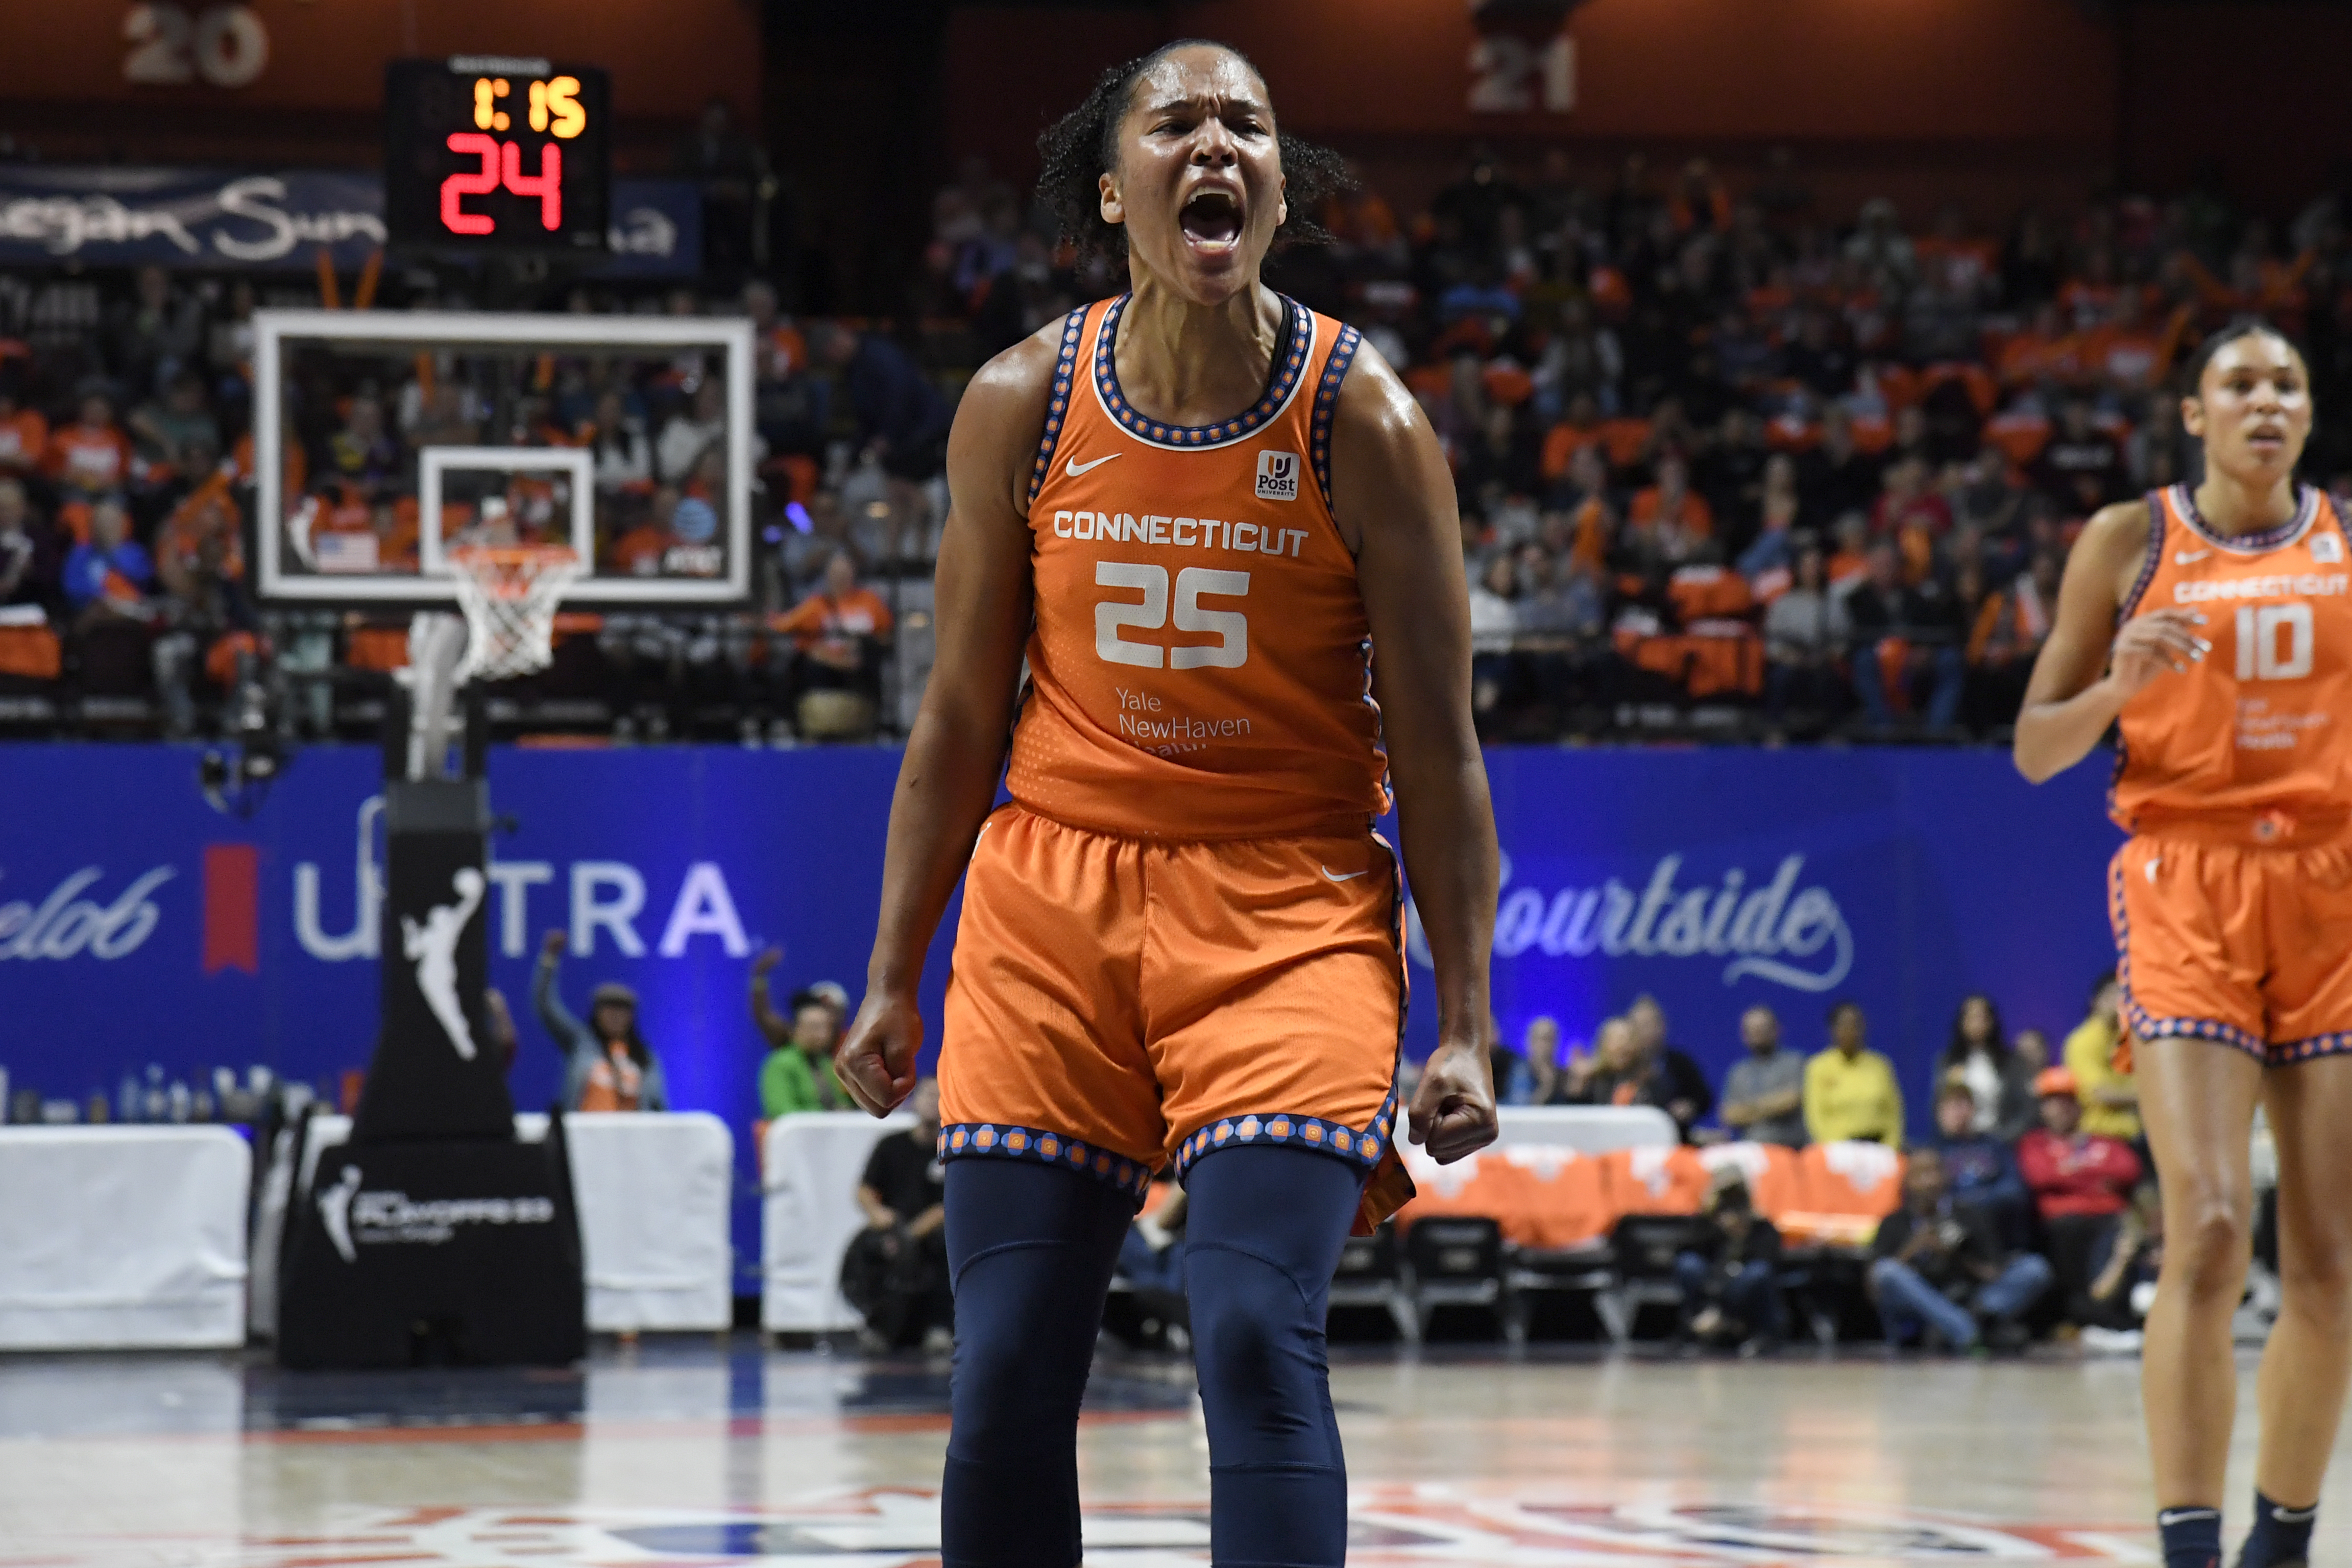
xmin=2031 ymin=396 xmax=2126 ymax=515
xmin=131 ymin=371 xmax=223 ymax=478
xmin=1868 ymin=1147 xmax=2052 ymax=1352
xmin=2062 ymin=969 xmax=2140 ymax=1143
xmin=657 ymin=378 xmax=729 ymax=485
xmin=1627 ymin=994 xmax=1714 ymax=1141
xmin=1673 ymin=1171 xmax=1786 ymax=1352
xmin=1561 ymin=1016 xmax=1646 ymax=1107
xmin=0 ymin=382 xmax=50 ymax=479
xmin=2080 ymin=1180 xmax=2163 ymax=1352
xmin=1845 ymin=539 xmax=1964 ymax=731
xmin=1466 ymin=551 xmax=1520 ymax=723
xmin=768 ymin=549 xmax=895 ymax=736
xmin=1517 ymin=1015 xmax=1562 ymax=1103
xmin=2017 ymin=1066 xmax=2143 ymax=1327
xmin=151 ymin=525 xmax=256 ymax=740
xmin=1626 ymin=453 xmax=1714 ymax=567
xmin=823 ymin=322 xmax=950 ymax=562
xmin=588 ymin=388 xmax=655 ymax=493
xmin=1804 ymin=999 xmax=1904 ymax=1147
xmin=62 ymin=499 xmax=154 ymax=630
xmin=1719 ymin=1004 xmax=1807 ymax=1147
xmin=1927 ymin=1079 xmax=2032 ymax=1247
xmin=45 ymin=393 xmax=134 ymax=503
xmin=0 ymin=479 xmax=59 ymax=611
xmin=1965 ymin=550 xmax=2058 ymax=731
xmin=752 ymin=947 xmax=846 ymax=1115
xmin=840 ymin=1077 xmax=952 ymax=1353
xmin=532 ymin=930 xmax=669 ymax=1112
xmin=1118 ymin=1179 xmax=1188 ymax=1301
xmin=1762 ymin=540 xmax=1849 ymax=729
xmin=1937 ymin=993 xmax=2036 ymax=1141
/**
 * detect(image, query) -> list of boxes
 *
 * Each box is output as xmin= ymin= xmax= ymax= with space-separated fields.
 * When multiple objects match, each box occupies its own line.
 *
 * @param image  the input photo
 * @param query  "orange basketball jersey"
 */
xmin=2113 ymin=483 xmax=2352 ymax=831
xmin=1006 ymin=293 xmax=1391 ymax=841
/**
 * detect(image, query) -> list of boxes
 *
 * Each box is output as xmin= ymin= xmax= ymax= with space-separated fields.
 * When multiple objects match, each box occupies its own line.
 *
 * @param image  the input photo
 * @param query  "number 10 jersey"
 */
xmin=1006 ymin=293 xmax=1393 ymax=841
xmin=2112 ymin=483 xmax=2352 ymax=832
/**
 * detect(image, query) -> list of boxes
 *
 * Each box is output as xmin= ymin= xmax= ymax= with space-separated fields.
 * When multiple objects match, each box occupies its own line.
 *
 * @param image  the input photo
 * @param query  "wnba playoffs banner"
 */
xmin=0 ymin=745 xmax=2117 ymax=1256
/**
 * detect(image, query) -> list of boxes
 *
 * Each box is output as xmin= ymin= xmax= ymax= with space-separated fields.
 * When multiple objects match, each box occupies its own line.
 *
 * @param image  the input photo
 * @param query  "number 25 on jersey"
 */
xmin=1095 ymin=562 xmax=1250 ymax=670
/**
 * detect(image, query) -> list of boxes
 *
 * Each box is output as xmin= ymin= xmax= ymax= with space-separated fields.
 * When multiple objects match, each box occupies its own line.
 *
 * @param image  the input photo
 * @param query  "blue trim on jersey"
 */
xmin=2172 ymin=482 xmax=2319 ymax=555
xmin=1090 ymin=292 xmax=1314 ymax=450
xmin=2112 ymin=845 xmax=2268 ymax=1063
xmin=1170 ymin=1083 xmax=1400 ymax=1187
xmin=938 ymin=1121 xmax=1154 ymax=1205
xmin=1310 ymin=323 xmax=1364 ymax=509
xmin=1027 ymin=306 xmax=1090 ymax=505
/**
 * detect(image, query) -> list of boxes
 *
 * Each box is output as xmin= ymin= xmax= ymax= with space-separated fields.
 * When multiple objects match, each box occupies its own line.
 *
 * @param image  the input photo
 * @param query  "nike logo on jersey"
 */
xmin=2176 ymin=549 xmax=2213 ymax=565
xmin=2147 ymin=857 xmax=2161 ymax=883
xmin=1066 ymin=453 xmax=1121 ymax=476
xmin=1322 ymin=866 xmax=1368 ymax=883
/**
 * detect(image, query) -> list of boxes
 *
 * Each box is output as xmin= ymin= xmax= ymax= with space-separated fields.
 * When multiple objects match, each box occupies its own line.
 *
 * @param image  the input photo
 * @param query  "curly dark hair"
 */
xmin=1034 ymin=38 xmax=1353 ymax=265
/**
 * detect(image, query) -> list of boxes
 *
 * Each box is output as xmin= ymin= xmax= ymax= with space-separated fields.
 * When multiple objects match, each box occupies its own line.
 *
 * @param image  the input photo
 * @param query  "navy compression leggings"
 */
xmin=939 ymin=1145 xmax=1363 ymax=1568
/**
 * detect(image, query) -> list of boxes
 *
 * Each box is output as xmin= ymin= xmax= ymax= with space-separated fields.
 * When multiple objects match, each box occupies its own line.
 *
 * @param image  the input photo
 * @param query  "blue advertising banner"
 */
xmin=0 ymin=166 xmax=702 ymax=278
xmin=0 ymin=745 xmax=2123 ymax=1280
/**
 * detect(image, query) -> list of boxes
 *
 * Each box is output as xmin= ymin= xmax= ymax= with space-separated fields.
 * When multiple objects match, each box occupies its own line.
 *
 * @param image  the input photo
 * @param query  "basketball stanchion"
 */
xmin=275 ymin=546 xmax=588 ymax=1369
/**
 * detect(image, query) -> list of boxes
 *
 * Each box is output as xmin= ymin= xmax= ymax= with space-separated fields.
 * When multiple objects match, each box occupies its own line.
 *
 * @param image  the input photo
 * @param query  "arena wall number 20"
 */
xmin=122 ymin=3 xmax=270 ymax=89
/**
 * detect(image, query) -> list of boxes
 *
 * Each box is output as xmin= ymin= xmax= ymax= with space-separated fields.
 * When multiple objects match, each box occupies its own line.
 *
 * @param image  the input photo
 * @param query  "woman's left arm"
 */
xmin=1330 ymin=344 xmax=1501 ymax=1164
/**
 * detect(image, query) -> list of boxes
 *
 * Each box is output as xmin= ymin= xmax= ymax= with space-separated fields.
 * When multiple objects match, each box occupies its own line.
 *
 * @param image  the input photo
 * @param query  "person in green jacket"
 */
xmin=753 ymin=946 xmax=846 ymax=1116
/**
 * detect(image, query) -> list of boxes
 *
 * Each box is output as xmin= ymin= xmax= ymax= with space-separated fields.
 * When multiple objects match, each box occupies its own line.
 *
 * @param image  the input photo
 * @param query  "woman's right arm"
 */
xmin=2011 ymin=501 xmax=2205 ymax=783
xmin=532 ymin=932 xmax=580 ymax=1049
xmin=832 ymin=332 xmax=1053 ymax=1116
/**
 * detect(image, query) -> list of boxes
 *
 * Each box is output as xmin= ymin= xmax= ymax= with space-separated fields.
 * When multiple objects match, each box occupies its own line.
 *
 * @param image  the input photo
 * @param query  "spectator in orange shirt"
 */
xmin=1965 ymin=549 xmax=2059 ymax=731
xmin=770 ymin=548 xmax=894 ymax=725
xmin=155 ymin=449 xmax=244 ymax=590
xmin=1628 ymin=454 xmax=1713 ymax=564
xmin=1871 ymin=456 xmax=1953 ymax=584
xmin=0 ymin=383 xmax=49 ymax=479
xmin=44 ymin=394 xmax=134 ymax=501
xmin=1996 ymin=302 xmax=2082 ymax=392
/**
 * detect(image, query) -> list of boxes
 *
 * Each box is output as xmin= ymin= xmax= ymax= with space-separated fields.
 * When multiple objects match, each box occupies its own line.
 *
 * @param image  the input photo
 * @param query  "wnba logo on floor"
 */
xmin=1409 ymin=853 xmax=1853 ymax=992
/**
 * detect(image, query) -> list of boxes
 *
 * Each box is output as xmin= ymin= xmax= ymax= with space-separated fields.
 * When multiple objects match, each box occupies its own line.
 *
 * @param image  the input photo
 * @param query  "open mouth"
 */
xmin=1179 ymin=188 xmax=1244 ymax=252
xmin=2249 ymin=427 xmax=2287 ymax=452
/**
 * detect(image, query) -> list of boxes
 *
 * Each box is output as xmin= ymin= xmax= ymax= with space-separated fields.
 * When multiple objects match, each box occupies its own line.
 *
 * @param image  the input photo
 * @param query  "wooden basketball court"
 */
xmin=0 ymin=1340 xmax=2320 ymax=1565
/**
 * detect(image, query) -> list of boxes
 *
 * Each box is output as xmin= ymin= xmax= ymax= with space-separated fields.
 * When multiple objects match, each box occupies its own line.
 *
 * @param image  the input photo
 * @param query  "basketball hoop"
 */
xmin=446 ymin=544 xmax=585 ymax=684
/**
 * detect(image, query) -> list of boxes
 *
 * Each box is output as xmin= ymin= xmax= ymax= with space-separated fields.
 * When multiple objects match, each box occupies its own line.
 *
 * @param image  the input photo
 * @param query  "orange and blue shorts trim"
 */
xmin=936 ymin=805 xmax=1409 ymax=1209
xmin=2111 ymin=830 xmax=2352 ymax=1067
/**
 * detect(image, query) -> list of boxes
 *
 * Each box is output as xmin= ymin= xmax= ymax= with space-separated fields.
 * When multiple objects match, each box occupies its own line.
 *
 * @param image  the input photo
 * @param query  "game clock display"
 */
xmin=383 ymin=57 xmax=611 ymax=255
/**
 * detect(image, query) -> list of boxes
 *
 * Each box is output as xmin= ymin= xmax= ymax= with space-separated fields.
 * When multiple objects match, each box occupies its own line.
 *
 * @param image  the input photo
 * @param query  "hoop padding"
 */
xmin=447 ymin=546 xmax=584 ymax=683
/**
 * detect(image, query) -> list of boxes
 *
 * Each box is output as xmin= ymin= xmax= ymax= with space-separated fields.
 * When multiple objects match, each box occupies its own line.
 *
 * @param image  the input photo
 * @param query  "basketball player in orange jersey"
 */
xmin=2018 ymin=322 xmax=2352 ymax=1568
xmin=834 ymin=39 xmax=1499 ymax=1568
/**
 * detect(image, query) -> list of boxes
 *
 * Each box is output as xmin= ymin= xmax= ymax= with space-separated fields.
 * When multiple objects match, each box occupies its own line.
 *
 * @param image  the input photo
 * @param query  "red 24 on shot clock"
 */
xmin=383 ymin=57 xmax=612 ymax=254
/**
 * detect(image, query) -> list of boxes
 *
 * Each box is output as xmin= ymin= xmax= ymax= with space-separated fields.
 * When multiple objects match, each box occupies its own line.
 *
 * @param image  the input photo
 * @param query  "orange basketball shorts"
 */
xmin=2111 ymin=826 xmax=2352 ymax=1066
xmin=938 ymin=805 xmax=1407 ymax=1208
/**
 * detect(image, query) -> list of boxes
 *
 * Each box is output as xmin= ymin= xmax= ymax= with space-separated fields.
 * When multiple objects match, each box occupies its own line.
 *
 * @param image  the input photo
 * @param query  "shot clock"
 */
xmin=383 ymin=57 xmax=612 ymax=255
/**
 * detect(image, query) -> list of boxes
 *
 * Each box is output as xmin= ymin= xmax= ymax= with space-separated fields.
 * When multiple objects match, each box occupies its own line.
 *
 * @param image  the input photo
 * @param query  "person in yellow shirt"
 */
xmin=1804 ymin=1000 xmax=1906 ymax=1146
xmin=2060 ymin=969 xmax=2140 ymax=1142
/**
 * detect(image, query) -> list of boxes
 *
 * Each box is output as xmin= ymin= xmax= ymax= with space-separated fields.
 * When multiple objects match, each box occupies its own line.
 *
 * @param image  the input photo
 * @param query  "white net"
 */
xmin=446 ymin=545 xmax=585 ymax=684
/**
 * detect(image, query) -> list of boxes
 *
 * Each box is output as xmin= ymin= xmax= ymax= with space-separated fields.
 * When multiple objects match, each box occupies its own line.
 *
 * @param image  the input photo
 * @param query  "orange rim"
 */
xmin=448 ymin=545 xmax=581 ymax=569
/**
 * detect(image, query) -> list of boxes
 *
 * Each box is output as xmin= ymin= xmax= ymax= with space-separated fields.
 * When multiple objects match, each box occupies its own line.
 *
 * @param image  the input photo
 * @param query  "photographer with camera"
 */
xmin=1868 ymin=1146 xmax=2051 ymax=1352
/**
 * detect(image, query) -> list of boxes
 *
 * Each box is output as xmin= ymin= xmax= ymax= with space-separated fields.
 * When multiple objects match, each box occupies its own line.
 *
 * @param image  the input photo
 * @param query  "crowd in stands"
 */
xmin=1469 ymin=971 xmax=2162 ymax=1353
xmin=1 ymin=147 xmax=2347 ymax=742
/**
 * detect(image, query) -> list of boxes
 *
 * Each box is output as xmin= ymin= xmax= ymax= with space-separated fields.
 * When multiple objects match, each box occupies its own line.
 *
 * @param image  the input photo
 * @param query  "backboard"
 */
xmin=253 ymin=309 xmax=755 ymax=606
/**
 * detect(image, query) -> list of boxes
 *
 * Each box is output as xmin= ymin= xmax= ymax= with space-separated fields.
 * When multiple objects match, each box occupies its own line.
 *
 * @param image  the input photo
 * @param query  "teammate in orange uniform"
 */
xmin=2017 ymin=322 xmax=2352 ymax=1568
xmin=834 ymin=40 xmax=1500 ymax=1568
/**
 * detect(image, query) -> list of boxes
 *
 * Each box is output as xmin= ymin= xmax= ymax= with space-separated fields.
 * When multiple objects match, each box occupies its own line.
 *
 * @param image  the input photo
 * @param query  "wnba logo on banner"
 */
xmin=1407 ymin=853 xmax=1854 ymax=992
